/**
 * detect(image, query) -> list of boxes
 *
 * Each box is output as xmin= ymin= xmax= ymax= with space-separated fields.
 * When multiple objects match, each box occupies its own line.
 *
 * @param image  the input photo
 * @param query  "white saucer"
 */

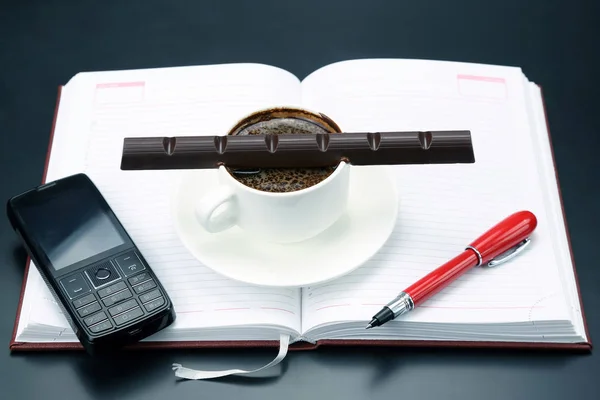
xmin=170 ymin=166 xmax=399 ymax=287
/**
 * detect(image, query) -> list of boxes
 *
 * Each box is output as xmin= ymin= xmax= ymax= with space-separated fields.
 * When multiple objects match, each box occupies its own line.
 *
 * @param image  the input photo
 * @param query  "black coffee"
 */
xmin=227 ymin=117 xmax=337 ymax=193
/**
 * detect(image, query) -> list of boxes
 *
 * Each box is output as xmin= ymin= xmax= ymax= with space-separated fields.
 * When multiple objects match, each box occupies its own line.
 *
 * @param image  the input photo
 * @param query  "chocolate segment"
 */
xmin=120 ymin=130 xmax=475 ymax=170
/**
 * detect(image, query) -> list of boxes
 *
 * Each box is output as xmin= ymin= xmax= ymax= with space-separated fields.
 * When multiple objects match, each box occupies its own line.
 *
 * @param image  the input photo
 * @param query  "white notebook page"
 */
xmin=523 ymin=81 xmax=586 ymax=340
xmin=24 ymin=63 xmax=305 ymax=338
xmin=299 ymin=59 xmax=570 ymax=333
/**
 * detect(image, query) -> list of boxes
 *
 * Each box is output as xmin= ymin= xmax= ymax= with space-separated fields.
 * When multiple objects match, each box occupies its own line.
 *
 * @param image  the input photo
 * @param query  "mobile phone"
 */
xmin=7 ymin=173 xmax=175 ymax=355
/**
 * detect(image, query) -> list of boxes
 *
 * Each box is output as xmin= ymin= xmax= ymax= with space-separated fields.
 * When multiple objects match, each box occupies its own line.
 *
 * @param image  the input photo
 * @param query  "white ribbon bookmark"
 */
xmin=172 ymin=334 xmax=290 ymax=380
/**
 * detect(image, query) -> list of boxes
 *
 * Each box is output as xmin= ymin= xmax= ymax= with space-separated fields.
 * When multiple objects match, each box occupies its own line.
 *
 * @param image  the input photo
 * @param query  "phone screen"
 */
xmin=18 ymin=183 xmax=127 ymax=270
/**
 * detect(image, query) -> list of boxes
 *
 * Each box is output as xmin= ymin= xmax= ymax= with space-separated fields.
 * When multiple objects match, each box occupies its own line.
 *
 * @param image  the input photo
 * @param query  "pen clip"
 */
xmin=485 ymin=238 xmax=531 ymax=268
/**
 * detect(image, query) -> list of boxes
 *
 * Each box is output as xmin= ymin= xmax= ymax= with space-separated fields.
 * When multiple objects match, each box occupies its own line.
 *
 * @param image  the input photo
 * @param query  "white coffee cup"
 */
xmin=194 ymin=107 xmax=351 ymax=244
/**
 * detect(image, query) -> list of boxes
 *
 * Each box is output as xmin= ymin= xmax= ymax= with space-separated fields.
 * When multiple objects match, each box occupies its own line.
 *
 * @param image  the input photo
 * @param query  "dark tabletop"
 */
xmin=1 ymin=0 xmax=599 ymax=398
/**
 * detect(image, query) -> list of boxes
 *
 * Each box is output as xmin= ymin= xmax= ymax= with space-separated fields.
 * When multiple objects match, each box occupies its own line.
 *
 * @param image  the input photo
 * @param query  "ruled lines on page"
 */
xmin=299 ymin=60 xmax=568 ymax=332
xmin=30 ymin=64 xmax=305 ymax=333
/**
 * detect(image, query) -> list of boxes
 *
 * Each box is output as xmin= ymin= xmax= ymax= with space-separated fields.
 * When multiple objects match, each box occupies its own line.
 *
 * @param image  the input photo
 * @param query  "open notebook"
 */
xmin=11 ymin=58 xmax=591 ymax=355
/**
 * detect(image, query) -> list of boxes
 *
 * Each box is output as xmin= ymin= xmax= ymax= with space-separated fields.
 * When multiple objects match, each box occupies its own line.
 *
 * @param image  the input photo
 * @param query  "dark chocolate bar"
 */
xmin=120 ymin=130 xmax=475 ymax=170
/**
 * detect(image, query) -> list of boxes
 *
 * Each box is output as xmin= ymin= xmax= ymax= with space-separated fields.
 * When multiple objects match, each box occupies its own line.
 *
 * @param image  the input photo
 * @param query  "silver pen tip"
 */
xmin=365 ymin=323 xmax=373 ymax=329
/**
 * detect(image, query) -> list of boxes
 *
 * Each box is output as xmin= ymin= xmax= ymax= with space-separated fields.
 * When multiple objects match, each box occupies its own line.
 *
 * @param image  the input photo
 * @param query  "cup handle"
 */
xmin=194 ymin=186 xmax=237 ymax=233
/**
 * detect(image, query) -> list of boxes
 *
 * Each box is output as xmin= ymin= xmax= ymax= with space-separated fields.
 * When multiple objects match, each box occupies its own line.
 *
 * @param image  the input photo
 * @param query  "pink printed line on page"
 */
xmin=457 ymin=74 xmax=506 ymax=84
xmin=260 ymin=307 xmax=296 ymax=315
xmin=316 ymin=304 xmax=351 ymax=311
xmin=456 ymin=73 xmax=508 ymax=100
xmin=93 ymin=81 xmax=146 ymax=105
xmin=419 ymin=305 xmax=545 ymax=310
xmin=357 ymin=304 xmax=545 ymax=310
xmin=215 ymin=308 xmax=251 ymax=311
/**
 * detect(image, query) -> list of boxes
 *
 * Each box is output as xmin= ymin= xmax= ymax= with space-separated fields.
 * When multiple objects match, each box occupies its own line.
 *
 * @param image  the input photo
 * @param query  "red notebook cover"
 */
xmin=9 ymin=85 xmax=592 ymax=353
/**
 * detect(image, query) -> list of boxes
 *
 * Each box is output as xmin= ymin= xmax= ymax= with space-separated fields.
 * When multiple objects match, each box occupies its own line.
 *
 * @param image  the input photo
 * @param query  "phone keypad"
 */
xmin=139 ymin=289 xmax=161 ymax=303
xmin=113 ymin=307 xmax=144 ymax=326
xmin=60 ymin=273 xmax=91 ymax=299
xmin=102 ymin=288 xmax=133 ymax=307
xmin=127 ymin=272 xmax=150 ymax=286
xmin=72 ymin=293 xmax=96 ymax=308
xmin=85 ymin=261 xmax=121 ymax=288
xmin=133 ymin=280 xmax=156 ymax=294
xmin=89 ymin=319 xmax=113 ymax=333
xmin=64 ymin=250 xmax=168 ymax=336
xmin=143 ymin=297 xmax=165 ymax=312
xmin=108 ymin=299 xmax=138 ymax=316
xmin=97 ymin=281 xmax=127 ymax=298
xmin=84 ymin=311 xmax=107 ymax=326
xmin=77 ymin=301 xmax=101 ymax=317
xmin=114 ymin=251 xmax=145 ymax=277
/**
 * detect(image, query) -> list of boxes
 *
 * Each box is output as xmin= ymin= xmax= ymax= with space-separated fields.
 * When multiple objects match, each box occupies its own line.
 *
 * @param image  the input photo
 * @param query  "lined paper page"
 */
xmin=299 ymin=59 xmax=569 ymax=333
xmin=523 ymin=80 xmax=587 ymax=341
xmin=25 ymin=63 xmax=304 ymax=337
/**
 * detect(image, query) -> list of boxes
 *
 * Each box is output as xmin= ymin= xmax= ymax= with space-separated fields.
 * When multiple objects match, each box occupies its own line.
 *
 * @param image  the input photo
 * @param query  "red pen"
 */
xmin=366 ymin=210 xmax=538 ymax=329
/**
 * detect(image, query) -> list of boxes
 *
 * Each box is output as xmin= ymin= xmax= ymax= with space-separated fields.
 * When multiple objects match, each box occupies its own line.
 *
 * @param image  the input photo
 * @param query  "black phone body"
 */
xmin=7 ymin=173 xmax=175 ymax=355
